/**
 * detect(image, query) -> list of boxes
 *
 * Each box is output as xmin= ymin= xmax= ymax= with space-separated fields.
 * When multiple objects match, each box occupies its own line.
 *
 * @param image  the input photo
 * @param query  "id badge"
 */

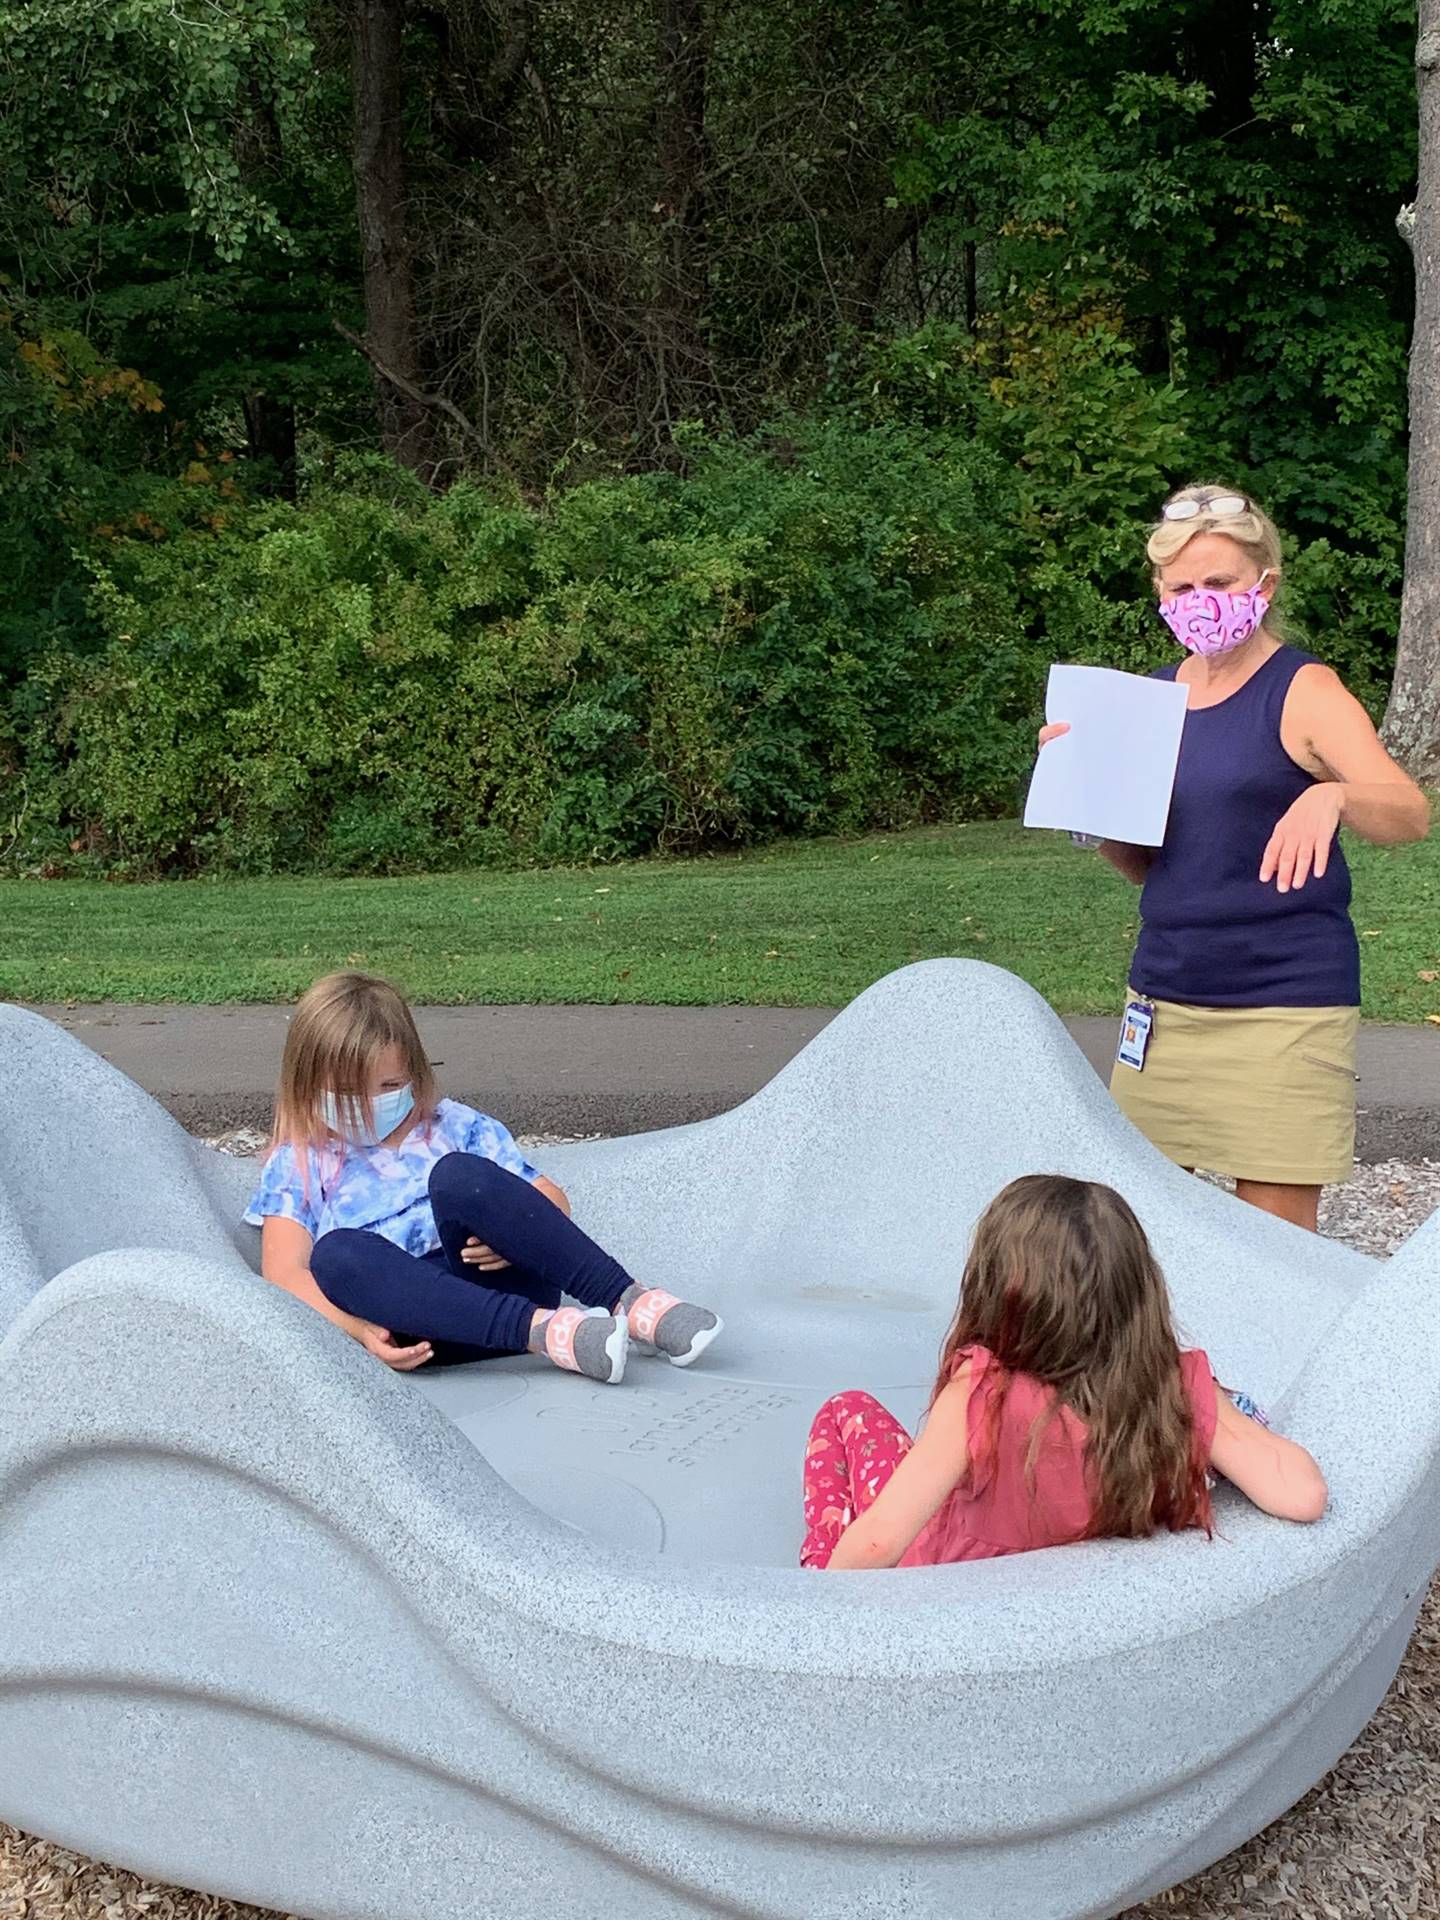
xmin=1116 ymin=999 xmax=1154 ymax=1072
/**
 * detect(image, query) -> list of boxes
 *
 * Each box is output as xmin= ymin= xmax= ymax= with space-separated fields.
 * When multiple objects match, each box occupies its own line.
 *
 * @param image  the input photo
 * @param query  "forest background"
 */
xmin=0 ymin=0 xmax=1424 ymax=879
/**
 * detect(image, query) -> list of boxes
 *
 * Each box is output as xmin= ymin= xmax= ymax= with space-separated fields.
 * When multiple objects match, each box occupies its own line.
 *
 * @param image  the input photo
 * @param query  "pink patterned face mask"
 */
xmin=1158 ymin=570 xmax=1272 ymax=657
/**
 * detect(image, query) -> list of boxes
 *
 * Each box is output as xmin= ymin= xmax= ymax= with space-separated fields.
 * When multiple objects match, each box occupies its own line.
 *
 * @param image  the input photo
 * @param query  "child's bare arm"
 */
xmin=1208 ymin=1388 xmax=1327 ymax=1522
xmin=259 ymin=1217 xmax=431 ymax=1368
xmin=260 ymin=1215 xmax=353 ymax=1327
xmin=534 ymin=1175 xmax=571 ymax=1216
xmin=826 ymin=1372 xmax=973 ymax=1570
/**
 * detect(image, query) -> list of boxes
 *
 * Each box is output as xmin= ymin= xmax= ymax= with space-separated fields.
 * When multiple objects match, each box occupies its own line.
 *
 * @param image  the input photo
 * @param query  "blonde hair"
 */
xmin=273 ymin=971 xmax=437 ymax=1154
xmin=1146 ymin=482 xmax=1288 ymax=641
xmin=935 ymin=1175 xmax=1212 ymax=1542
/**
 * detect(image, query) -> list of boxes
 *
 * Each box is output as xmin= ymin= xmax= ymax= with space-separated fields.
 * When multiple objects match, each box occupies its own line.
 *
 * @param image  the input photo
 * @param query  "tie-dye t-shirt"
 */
xmin=243 ymin=1099 xmax=541 ymax=1257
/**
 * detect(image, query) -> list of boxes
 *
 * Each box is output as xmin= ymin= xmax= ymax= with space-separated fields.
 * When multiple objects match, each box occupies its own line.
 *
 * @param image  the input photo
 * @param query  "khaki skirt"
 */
xmin=1108 ymin=997 xmax=1359 ymax=1186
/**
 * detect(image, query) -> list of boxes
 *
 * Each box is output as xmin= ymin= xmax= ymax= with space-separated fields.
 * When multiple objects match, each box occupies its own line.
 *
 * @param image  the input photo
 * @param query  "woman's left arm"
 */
xmin=1264 ymin=666 xmax=1431 ymax=890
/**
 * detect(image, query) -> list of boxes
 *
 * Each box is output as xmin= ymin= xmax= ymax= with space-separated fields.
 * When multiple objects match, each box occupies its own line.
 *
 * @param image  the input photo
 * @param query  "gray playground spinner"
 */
xmin=1 ymin=960 xmax=1437 ymax=1920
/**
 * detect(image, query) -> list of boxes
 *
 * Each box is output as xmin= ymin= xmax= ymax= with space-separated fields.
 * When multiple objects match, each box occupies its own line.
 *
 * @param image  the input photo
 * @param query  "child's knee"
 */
xmin=309 ymin=1228 xmax=370 ymax=1301
xmin=808 ymin=1389 xmax=873 ymax=1444
xmin=825 ymin=1389 xmax=884 ymax=1423
xmin=428 ymin=1150 xmax=511 ymax=1212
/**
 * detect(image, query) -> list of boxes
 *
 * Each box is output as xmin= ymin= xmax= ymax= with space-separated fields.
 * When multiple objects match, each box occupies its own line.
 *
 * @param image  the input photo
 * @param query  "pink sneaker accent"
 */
xmin=543 ymin=1307 xmax=588 ymax=1373
xmin=541 ymin=1306 xmax=628 ymax=1383
xmin=627 ymin=1287 xmax=682 ymax=1346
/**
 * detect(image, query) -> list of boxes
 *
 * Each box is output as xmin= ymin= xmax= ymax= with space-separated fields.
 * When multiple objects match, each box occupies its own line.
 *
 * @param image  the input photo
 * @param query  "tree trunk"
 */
xmin=235 ymin=78 xmax=298 ymax=499
xmin=1386 ymin=11 xmax=1440 ymax=780
xmin=654 ymin=0 xmax=713 ymax=426
xmin=243 ymin=392 xmax=298 ymax=499
xmin=352 ymin=0 xmax=441 ymax=479
xmin=847 ymin=204 xmax=923 ymax=329
xmin=424 ymin=0 xmax=530 ymax=169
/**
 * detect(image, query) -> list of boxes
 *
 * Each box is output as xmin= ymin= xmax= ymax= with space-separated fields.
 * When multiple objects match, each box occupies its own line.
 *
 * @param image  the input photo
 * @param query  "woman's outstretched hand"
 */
xmin=1260 ymin=784 xmax=1344 ymax=893
xmin=1038 ymin=722 xmax=1071 ymax=747
xmin=357 ymin=1321 xmax=434 ymax=1369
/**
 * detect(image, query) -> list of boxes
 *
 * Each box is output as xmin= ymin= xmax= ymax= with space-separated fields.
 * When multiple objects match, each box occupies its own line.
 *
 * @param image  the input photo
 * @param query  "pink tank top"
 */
xmin=898 ymin=1344 xmax=1218 ymax=1567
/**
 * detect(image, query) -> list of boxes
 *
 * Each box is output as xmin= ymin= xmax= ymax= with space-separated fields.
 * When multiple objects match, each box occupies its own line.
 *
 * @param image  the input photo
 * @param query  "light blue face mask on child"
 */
xmin=319 ymin=1083 xmax=415 ymax=1147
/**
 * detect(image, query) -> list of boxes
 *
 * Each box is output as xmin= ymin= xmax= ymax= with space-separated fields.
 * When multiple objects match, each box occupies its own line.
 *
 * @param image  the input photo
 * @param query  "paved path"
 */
xmin=27 ymin=1001 xmax=1440 ymax=1161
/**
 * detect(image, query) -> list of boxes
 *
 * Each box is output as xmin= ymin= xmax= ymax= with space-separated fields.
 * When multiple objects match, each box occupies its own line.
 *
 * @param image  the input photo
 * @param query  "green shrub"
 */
xmin=20 ymin=426 xmax=1037 ymax=874
xmin=10 ymin=312 xmax=1403 ymax=879
xmin=844 ymin=314 xmax=1403 ymax=708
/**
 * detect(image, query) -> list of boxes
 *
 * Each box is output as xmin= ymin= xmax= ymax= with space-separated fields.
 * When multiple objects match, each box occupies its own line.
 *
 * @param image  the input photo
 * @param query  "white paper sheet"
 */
xmin=1023 ymin=664 xmax=1189 ymax=848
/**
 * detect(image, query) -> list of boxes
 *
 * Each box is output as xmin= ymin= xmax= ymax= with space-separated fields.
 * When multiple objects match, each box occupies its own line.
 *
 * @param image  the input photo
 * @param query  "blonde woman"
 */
xmin=245 ymin=971 xmax=723 ymax=1379
xmin=1042 ymin=484 xmax=1429 ymax=1231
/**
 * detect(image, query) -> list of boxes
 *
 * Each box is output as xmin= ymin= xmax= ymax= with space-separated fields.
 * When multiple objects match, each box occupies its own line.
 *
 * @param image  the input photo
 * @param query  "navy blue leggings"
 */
xmin=309 ymin=1153 xmax=636 ymax=1364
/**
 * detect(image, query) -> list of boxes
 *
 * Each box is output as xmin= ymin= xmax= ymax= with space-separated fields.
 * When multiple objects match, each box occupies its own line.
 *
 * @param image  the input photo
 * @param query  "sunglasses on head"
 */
xmin=1161 ymin=492 xmax=1250 ymax=522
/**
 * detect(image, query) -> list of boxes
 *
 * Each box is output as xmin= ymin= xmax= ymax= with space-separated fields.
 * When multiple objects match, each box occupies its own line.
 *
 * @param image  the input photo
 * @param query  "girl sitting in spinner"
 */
xmin=802 ymin=1174 xmax=1323 ymax=1569
xmin=246 ymin=970 xmax=722 ymax=1384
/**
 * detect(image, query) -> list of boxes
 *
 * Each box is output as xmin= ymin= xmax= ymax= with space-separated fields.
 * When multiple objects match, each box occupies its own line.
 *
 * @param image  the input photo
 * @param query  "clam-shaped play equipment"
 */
xmin=2 ymin=961 xmax=1438 ymax=1920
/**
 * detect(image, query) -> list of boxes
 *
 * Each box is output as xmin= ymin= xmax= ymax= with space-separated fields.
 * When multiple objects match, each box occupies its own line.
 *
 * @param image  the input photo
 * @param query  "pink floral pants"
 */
xmin=801 ymin=1390 xmax=914 ymax=1568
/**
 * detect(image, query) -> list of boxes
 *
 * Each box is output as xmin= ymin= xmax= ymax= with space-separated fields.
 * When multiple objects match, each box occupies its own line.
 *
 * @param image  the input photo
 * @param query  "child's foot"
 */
xmin=619 ymin=1286 xmax=723 ymax=1368
xmin=534 ymin=1307 xmax=629 ymax=1384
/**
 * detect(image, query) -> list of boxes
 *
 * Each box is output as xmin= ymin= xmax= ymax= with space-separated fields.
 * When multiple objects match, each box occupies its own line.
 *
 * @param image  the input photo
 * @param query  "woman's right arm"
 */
xmin=1207 ymin=1388 xmax=1328 ymax=1522
xmin=1037 ymin=723 xmax=1152 ymax=884
xmin=1097 ymin=839 xmax=1153 ymax=884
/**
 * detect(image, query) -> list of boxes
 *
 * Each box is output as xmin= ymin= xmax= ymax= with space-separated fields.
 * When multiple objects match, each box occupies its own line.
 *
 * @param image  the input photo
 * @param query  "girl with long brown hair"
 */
xmin=801 ymin=1174 xmax=1325 ymax=1570
xmin=246 ymin=971 xmax=722 ymax=1382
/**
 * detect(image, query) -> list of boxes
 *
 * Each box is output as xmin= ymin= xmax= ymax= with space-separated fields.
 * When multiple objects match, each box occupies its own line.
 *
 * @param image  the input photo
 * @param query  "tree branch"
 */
xmin=333 ymin=318 xmax=489 ymax=454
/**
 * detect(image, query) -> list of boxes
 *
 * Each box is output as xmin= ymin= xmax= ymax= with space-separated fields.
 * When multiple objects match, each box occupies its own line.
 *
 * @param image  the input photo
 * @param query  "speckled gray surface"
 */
xmin=2 ymin=962 xmax=1439 ymax=1920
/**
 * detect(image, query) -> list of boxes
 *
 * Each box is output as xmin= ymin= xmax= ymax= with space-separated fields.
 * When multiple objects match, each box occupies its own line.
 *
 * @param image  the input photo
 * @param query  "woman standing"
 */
xmin=1043 ymin=484 xmax=1430 ymax=1231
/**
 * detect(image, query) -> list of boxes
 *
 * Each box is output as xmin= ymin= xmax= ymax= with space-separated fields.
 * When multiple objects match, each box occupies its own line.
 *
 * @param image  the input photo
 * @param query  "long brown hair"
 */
xmin=273 ymin=971 xmax=437 ymax=1156
xmin=936 ymin=1175 xmax=1212 ymax=1540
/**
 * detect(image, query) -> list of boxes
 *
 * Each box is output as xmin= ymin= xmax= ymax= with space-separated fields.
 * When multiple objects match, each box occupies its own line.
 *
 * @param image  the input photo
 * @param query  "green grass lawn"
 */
xmin=2 ymin=819 xmax=1438 ymax=1017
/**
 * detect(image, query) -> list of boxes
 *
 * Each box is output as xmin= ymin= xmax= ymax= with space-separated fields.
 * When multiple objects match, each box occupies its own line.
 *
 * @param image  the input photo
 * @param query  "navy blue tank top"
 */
xmin=1130 ymin=646 xmax=1360 ymax=1008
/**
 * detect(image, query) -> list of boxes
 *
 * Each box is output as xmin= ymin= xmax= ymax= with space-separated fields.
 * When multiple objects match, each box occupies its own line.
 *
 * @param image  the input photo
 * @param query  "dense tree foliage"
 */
xmin=0 ymin=0 xmax=1423 ymax=872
